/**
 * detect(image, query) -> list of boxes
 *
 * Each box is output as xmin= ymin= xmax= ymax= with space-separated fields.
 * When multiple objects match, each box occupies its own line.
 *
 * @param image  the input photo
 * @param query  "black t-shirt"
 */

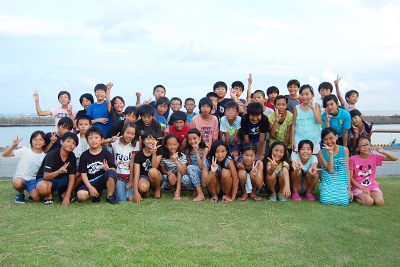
xmin=108 ymin=108 xmax=124 ymax=124
xmin=136 ymin=118 xmax=163 ymax=140
xmin=134 ymin=147 xmax=164 ymax=176
xmin=45 ymin=132 xmax=62 ymax=151
xmin=241 ymin=113 xmax=269 ymax=143
xmin=78 ymin=148 xmax=116 ymax=180
xmin=36 ymin=149 xmax=76 ymax=179
xmin=107 ymin=119 xmax=125 ymax=138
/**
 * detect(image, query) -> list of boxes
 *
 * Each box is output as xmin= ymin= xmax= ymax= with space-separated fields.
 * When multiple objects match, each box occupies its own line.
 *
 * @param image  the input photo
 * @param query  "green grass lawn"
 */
xmin=1 ymin=178 xmax=400 ymax=267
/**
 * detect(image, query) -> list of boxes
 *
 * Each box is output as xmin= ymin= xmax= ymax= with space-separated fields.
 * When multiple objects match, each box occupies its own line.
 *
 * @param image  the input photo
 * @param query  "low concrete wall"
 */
xmin=364 ymin=116 xmax=400 ymax=124
xmin=0 ymin=117 xmax=54 ymax=126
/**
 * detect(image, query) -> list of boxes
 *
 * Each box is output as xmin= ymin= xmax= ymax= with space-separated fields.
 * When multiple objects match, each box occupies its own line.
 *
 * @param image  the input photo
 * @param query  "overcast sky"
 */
xmin=1 ymin=0 xmax=399 ymax=115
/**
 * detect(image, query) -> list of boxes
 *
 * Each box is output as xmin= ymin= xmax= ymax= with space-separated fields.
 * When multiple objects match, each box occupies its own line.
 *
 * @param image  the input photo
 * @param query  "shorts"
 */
xmin=229 ymin=143 xmax=242 ymax=154
xmin=140 ymin=174 xmax=165 ymax=183
xmin=15 ymin=178 xmax=37 ymax=193
xmin=36 ymin=175 xmax=70 ymax=197
xmin=77 ymin=169 xmax=117 ymax=193
xmin=352 ymin=187 xmax=383 ymax=197
xmin=115 ymin=180 xmax=134 ymax=201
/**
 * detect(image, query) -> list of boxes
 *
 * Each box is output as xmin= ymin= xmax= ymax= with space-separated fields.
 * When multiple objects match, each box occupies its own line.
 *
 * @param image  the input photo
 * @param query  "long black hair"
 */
xmin=205 ymin=140 xmax=231 ymax=168
xmin=263 ymin=141 xmax=290 ymax=176
xmin=184 ymin=128 xmax=208 ymax=154
xmin=163 ymin=134 xmax=184 ymax=159
xmin=350 ymin=109 xmax=372 ymax=133
xmin=120 ymin=121 xmax=139 ymax=147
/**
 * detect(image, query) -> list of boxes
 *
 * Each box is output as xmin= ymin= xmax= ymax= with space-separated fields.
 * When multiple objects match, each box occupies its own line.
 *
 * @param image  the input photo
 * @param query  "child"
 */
xmin=76 ymin=93 xmax=94 ymax=121
xmin=236 ymin=143 xmax=263 ymax=201
xmin=202 ymin=140 xmax=238 ymax=203
xmin=2 ymin=131 xmax=46 ymax=203
xmin=111 ymin=122 xmax=140 ymax=202
xmin=286 ymin=79 xmax=301 ymax=113
xmin=350 ymin=136 xmax=398 ymax=206
xmin=183 ymin=128 xmax=209 ymax=202
xmin=44 ymin=117 xmax=74 ymax=153
xmin=190 ymin=97 xmax=219 ymax=148
xmin=231 ymin=80 xmax=247 ymax=106
xmin=220 ymin=101 xmax=241 ymax=157
xmin=36 ymin=132 xmax=78 ymax=205
xmin=322 ymin=94 xmax=351 ymax=147
xmin=149 ymin=85 xmax=170 ymax=119
xmin=316 ymin=82 xmax=333 ymax=113
xmin=348 ymin=109 xmax=374 ymax=157
xmin=167 ymin=97 xmax=183 ymax=126
xmin=214 ymin=81 xmax=243 ymax=116
xmin=132 ymin=130 xmax=164 ymax=202
xmin=86 ymin=83 xmax=112 ymax=138
xmin=33 ymin=90 xmax=77 ymax=130
xmin=252 ymin=90 xmax=274 ymax=117
xmin=264 ymin=141 xmax=291 ymax=202
xmin=240 ymin=102 xmax=269 ymax=161
xmin=168 ymin=111 xmax=191 ymax=151
xmin=160 ymin=134 xmax=189 ymax=201
xmin=206 ymin=92 xmax=222 ymax=118
xmin=107 ymin=106 xmax=139 ymax=138
xmin=265 ymin=86 xmax=279 ymax=110
xmin=73 ymin=115 xmax=92 ymax=166
xmin=318 ymin=127 xmax=352 ymax=206
xmin=268 ymin=95 xmax=293 ymax=150
xmin=154 ymin=97 xmax=170 ymax=130
xmin=135 ymin=104 xmax=163 ymax=145
xmin=105 ymin=82 xmax=125 ymax=123
xmin=292 ymin=84 xmax=321 ymax=154
xmin=77 ymin=127 xmax=119 ymax=204
xmin=184 ymin=98 xmax=197 ymax=127
xmin=334 ymin=75 xmax=358 ymax=112
xmin=290 ymin=140 xmax=319 ymax=201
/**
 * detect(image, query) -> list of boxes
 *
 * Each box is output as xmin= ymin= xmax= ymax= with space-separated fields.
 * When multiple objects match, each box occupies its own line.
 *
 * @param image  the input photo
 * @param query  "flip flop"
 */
xmin=237 ymin=195 xmax=248 ymax=201
xmin=277 ymin=193 xmax=288 ymax=202
xmin=193 ymin=197 xmax=205 ymax=202
xmin=250 ymin=195 xmax=262 ymax=201
xmin=210 ymin=196 xmax=218 ymax=203
xmin=173 ymin=196 xmax=182 ymax=201
xmin=269 ymin=194 xmax=277 ymax=202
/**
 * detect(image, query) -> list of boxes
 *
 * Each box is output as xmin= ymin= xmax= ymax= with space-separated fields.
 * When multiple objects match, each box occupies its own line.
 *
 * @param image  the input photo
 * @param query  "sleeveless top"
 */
xmin=319 ymin=146 xmax=349 ymax=206
xmin=189 ymin=150 xmax=203 ymax=167
xmin=295 ymin=103 xmax=321 ymax=145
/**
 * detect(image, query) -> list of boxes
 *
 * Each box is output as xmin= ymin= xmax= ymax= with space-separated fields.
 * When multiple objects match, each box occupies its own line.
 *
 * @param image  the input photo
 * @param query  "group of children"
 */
xmin=4 ymin=74 xmax=397 ymax=207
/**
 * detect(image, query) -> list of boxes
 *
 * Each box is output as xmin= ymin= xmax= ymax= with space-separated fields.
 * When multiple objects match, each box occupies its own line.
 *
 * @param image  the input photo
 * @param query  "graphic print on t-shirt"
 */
xmin=115 ymin=152 xmax=131 ymax=170
xmin=142 ymin=159 xmax=152 ymax=172
xmin=200 ymin=126 xmax=212 ymax=145
xmin=87 ymin=161 xmax=104 ymax=175
xmin=356 ymin=164 xmax=372 ymax=186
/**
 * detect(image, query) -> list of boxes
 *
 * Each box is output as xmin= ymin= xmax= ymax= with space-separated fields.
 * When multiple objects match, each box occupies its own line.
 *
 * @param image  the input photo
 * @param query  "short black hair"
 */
xmin=124 ymin=106 xmax=139 ymax=118
xmin=62 ymin=132 xmax=79 ymax=145
xmin=30 ymin=131 xmax=47 ymax=147
xmin=94 ymin=83 xmax=107 ymax=93
xmin=298 ymin=140 xmax=314 ymax=151
xmin=247 ymin=102 xmax=263 ymax=115
xmin=185 ymin=98 xmax=195 ymax=104
xmin=198 ymin=97 xmax=213 ymax=114
xmin=213 ymin=81 xmax=227 ymax=91
xmin=77 ymin=114 xmax=92 ymax=125
xmin=141 ymin=130 xmax=157 ymax=147
xmin=153 ymin=85 xmax=166 ymax=93
xmin=79 ymin=93 xmax=94 ymax=105
xmin=58 ymin=117 xmax=73 ymax=130
xmin=253 ymin=90 xmax=265 ymax=98
xmin=58 ymin=91 xmax=71 ymax=100
xmin=267 ymin=86 xmax=279 ymax=96
xmin=170 ymin=111 xmax=187 ymax=123
xmin=224 ymin=101 xmax=239 ymax=111
xmin=318 ymin=82 xmax=333 ymax=93
xmin=299 ymin=84 xmax=314 ymax=95
xmin=231 ymin=81 xmax=244 ymax=92
xmin=323 ymin=94 xmax=339 ymax=108
xmin=156 ymin=97 xmax=170 ymax=107
xmin=121 ymin=121 xmax=139 ymax=147
xmin=345 ymin=90 xmax=359 ymax=102
xmin=287 ymin=79 xmax=300 ymax=88
xmin=111 ymin=96 xmax=125 ymax=107
xmin=170 ymin=97 xmax=182 ymax=105
xmin=206 ymin=92 xmax=218 ymax=98
xmin=139 ymin=104 xmax=155 ymax=116
xmin=85 ymin=127 xmax=103 ymax=140
xmin=274 ymin=95 xmax=288 ymax=105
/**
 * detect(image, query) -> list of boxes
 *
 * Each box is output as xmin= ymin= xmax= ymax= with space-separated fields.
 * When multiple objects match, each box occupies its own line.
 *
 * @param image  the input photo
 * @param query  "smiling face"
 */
xmin=170 ymin=100 xmax=182 ymax=112
xmin=86 ymin=132 xmax=103 ymax=149
xmin=113 ymin=98 xmax=124 ymax=114
xmin=81 ymin=97 xmax=92 ymax=110
xmin=325 ymin=100 xmax=339 ymax=115
xmin=173 ymin=119 xmax=185 ymax=132
xmin=249 ymin=114 xmax=261 ymax=124
xmin=319 ymin=88 xmax=331 ymax=99
xmin=300 ymin=87 xmax=314 ymax=104
xmin=95 ymin=89 xmax=106 ymax=102
xmin=346 ymin=92 xmax=359 ymax=105
xmin=322 ymin=132 xmax=338 ymax=148
xmin=124 ymin=112 xmax=137 ymax=123
xmin=188 ymin=133 xmax=201 ymax=147
xmin=253 ymin=92 xmax=266 ymax=105
xmin=31 ymin=133 xmax=46 ymax=149
xmin=143 ymin=135 xmax=157 ymax=149
xmin=166 ymin=137 xmax=179 ymax=154
xmin=271 ymin=144 xmax=285 ymax=161
xmin=275 ymin=98 xmax=287 ymax=114
xmin=153 ymin=87 xmax=166 ymax=100
xmin=224 ymin=107 xmax=238 ymax=121
xmin=299 ymin=143 xmax=312 ymax=161
xmin=61 ymin=137 xmax=77 ymax=152
xmin=233 ymin=86 xmax=244 ymax=98
xmin=214 ymin=86 xmax=227 ymax=99
xmin=215 ymin=145 xmax=228 ymax=162
xmin=288 ymin=84 xmax=299 ymax=96
xmin=241 ymin=149 xmax=256 ymax=167
xmin=356 ymin=138 xmax=371 ymax=156
xmin=351 ymin=115 xmax=363 ymax=127
xmin=58 ymin=93 xmax=70 ymax=106
xmin=123 ymin=126 xmax=136 ymax=144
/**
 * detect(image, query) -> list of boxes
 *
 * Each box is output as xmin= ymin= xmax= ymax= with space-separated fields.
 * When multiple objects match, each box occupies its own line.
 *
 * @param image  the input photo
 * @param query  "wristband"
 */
xmin=210 ymin=171 xmax=216 ymax=174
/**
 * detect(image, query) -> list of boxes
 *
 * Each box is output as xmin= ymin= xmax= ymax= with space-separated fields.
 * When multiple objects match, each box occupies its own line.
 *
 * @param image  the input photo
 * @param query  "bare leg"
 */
xmin=249 ymin=176 xmax=262 ymax=201
xmin=205 ymin=173 xmax=220 ymax=202
xmin=12 ymin=178 xmax=25 ymax=194
xmin=106 ymin=177 xmax=116 ymax=198
xmin=371 ymin=191 xmax=384 ymax=206
xmin=77 ymin=190 xmax=90 ymax=201
xmin=265 ymin=172 xmax=277 ymax=195
xmin=304 ymin=171 xmax=319 ymax=194
xmin=220 ymin=169 xmax=233 ymax=202
xmin=29 ymin=189 xmax=41 ymax=201
xmin=174 ymin=172 xmax=182 ymax=199
xmin=237 ymin=169 xmax=248 ymax=200
xmin=290 ymin=171 xmax=302 ymax=194
xmin=36 ymin=180 xmax=53 ymax=200
xmin=354 ymin=193 xmax=374 ymax=206
xmin=148 ymin=168 xmax=162 ymax=198
xmin=138 ymin=178 xmax=150 ymax=198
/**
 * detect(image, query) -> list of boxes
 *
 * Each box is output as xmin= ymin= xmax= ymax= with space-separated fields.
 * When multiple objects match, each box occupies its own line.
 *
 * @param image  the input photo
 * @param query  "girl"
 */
xmin=318 ymin=127 xmax=352 ymax=206
xmin=290 ymin=140 xmax=319 ymax=201
xmin=268 ymin=95 xmax=293 ymax=150
xmin=292 ymin=84 xmax=322 ymax=154
xmin=236 ymin=143 xmax=263 ymax=201
xmin=190 ymin=97 xmax=219 ymax=148
xmin=348 ymin=109 xmax=374 ymax=157
xmin=264 ymin=141 xmax=291 ymax=202
xmin=76 ymin=93 xmax=94 ymax=121
xmin=350 ymin=136 xmax=398 ymax=206
xmin=160 ymin=134 xmax=188 ymax=201
xmin=106 ymin=82 xmax=125 ymax=123
xmin=183 ymin=128 xmax=209 ymax=202
xmin=112 ymin=122 xmax=139 ymax=202
xmin=202 ymin=140 xmax=238 ymax=203
xmin=132 ymin=130 xmax=163 ymax=202
xmin=2 ymin=131 xmax=47 ymax=203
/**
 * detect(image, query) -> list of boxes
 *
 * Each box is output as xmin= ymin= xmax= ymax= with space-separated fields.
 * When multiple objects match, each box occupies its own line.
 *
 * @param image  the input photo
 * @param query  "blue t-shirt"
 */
xmin=240 ymin=113 xmax=269 ymax=143
xmin=86 ymin=101 xmax=112 ymax=138
xmin=150 ymin=101 xmax=170 ymax=120
xmin=321 ymin=108 xmax=351 ymax=138
xmin=220 ymin=116 xmax=241 ymax=144
xmin=154 ymin=113 xmax=167 ymax=130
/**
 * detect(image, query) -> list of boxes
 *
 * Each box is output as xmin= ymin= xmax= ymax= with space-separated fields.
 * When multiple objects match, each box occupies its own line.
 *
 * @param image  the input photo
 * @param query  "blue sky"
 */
xmin=1 ymin=0 xmax=399 ymax=114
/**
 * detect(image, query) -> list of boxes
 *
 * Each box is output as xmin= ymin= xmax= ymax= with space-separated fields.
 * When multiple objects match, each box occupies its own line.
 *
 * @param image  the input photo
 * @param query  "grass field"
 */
xmin=0 ymin=178 xmax=400 ymax=266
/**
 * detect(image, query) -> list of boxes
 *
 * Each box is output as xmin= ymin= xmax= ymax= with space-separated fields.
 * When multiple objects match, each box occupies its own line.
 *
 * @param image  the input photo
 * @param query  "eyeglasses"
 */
xmin=171 ymin=104 xmax=181 ymax=106
xmin=358 ymin=144 xmax=370 ymax=148
xmin=32 ymin=138 xmax=44 ymax=142
xmin=225 ymin=109 xmax=238 ymax=114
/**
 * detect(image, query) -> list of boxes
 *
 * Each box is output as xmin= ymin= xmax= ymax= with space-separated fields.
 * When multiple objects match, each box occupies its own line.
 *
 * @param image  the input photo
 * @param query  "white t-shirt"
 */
xmin=49 ymin=107 xmax=77 ymax=130
xmin=13 ymin=147 xmax=46 ymax=181
xmin=263 ymin=107 xmax=274 ymax=140
xmin=112 ymin=140 xmax=140 ymax=175
xmin=73 ymin=135 xmax=90 ymax=165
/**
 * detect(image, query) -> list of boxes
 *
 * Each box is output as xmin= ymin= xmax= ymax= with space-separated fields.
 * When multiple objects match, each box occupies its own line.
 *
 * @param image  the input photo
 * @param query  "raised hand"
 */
xmin=192 ymin=141 xmax=200 ymax=153
xmin=275 ymin=109 xmax=282 ymax=121
xmin=248 ymin=74 xmax=252 ymax=85
xmin=110 ymin=132 xmax=122 ymax=143
xmin=59 ymin=162 xmax=70 ymax=173
xmin=334 ymin=75 xmax=341 ymax=87
xmin=371 ymin=145 xmax=384 ymax=154
xmin=326 ymin=112 xmax=332 ymax=122
xmin=33 ymin=90 xmax=39 ymax=101
xmin=294 ymin=156 xmax=303 ymax=171
xmin=135 ymin=92 xmax=141 ymax=98
xmin=352 ymin=124 xmax=359 ymax=135
xmin=322 ymin=144 xmax=333 ymax=155
xmin=210 ymin=156 xmax=218 ymax=173
xmin=67 ymin=104 xmax=73 ymax=116
xmin=12 ymin=135 xmax=24 ymax=147
xmin=107 ymin=82 xmax=113 ymax=90
xmin=50 ymin=132 xmax=57 ymax=144
xmin=268 ymin=155 xmax=278 ymax=170
xmin=236 ymin=161 xmax=244 ymax=170
xmin=230 ymin=87 xmax=237 ymax=99
xmin=309 ymin=163 xmax=321 ymax=175
xmin=250 ymin=160 xmax=259 ymax=179
xmin=143 ymin=98 xmax=152 ymax=105
xmin=150 ymin=141 xmax=161 ymax=154
xmin=172 ymin=152 xmax=179 ymax=162
xmin=103 ymin=159 xmax=109 ymax=171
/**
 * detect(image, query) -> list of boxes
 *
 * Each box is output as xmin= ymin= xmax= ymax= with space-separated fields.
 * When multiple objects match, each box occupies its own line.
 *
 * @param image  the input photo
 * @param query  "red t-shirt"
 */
xmin=169 ymin=125 xmax=191 ymax=145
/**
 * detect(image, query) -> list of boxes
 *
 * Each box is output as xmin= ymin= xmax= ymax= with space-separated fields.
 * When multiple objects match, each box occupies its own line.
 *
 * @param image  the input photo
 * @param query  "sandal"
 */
xmin=305 ymin=193 xmax=317 ymax=201
xmin=269 ymin=194 xmax=277 ymax=202
xmin=291 ymin=193 xmax=302 ymax=201
xmin=237 ymin=195 xmax=248 ymax=201
xmin=210 ymin=196 xmax=218 ymax=203
xmin=193 ymin=197 xmax=205 ymax=202
xmin=250 ymin=195 xmax=262 ymax=201
xmin=173 ymin=196 xmax=182 ymax=201
xmin=277 ymin=193 xmax=288 ymax=202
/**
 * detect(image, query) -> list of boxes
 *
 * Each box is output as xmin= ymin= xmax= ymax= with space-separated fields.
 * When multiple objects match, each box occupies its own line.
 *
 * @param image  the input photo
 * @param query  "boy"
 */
xmin=149 ymin=85 xmax=170 ymax=119
xmin=322 ymin=94 xmax=351 ymax=146
xmin=73 ymin=115 xmax=92 ymax=166
xmin=168 ymin=111 xmax=191 ymax=151
xmin=184 ymin=98 xmax=197 ymax=127
xmin=214 ymin=81 xmax=244 ymax=117
xmin=36 ymin=132 xmax=78 ymax=205
xmin=286 ymin=79 xmax=302 ymax=113
xmin=33 ymin=90 xmax=77 ymax=130
xmin=334 ymin=75 xmax=358 ymax=112
xmin=206 ymin=92 xmax=222 ymax=118
xmin=253 ymin=90 xmax=274 ymax=152
xmin=265 ymin=86 xmax=279 ymax=110
xmin=77 ymin=127 xmax=119 ymax=204
xmin=167 ymin=97 xmax=183 ymax=126
xmin=154 ymin=97 xmax=170 ymax=130
xmin=107 ymin=106 xmax=139 ymax=138
xmin=220 ymin=101 xmax=241 ymax=157
xmin=44 ymin=117 xmax=74 ymax=153
xmin=231 ymin=81 xmax=247 ymax=106
xmin=316 ymin=82 xmax=333 ymax=113
xmin=241 ymin=102 xmax=269 ymax=161
xmin=136 ymin=104 xmax=163 ymax=145
xmin=86 ymin=83 xmax=112 ymax=138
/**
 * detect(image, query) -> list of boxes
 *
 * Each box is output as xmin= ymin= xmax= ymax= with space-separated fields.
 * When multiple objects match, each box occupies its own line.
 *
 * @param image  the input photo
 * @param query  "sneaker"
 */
xmin=44 ymin=199 xmax=54 ymax=205
xmin=291 ymin=193 xmax=302 ymax=201
xmin=15 ymin=194 xmax=25 ymax=203
xmin=27 ymin=196 xmax=34 ymax=201
xmin=305 ymin=193 xmax=317 ymax=201
xmin=106 ymin=196 xmax=119 ymax=205
xmin=92 ymin=196 xmax=101 ymax=203
xmin=70 ymin=197 xmax=79 ymax=202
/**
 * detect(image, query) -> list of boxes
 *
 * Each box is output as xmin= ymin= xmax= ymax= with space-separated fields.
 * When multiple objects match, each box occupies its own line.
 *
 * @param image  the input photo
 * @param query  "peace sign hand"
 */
xmin=309 ymin=163 xmax=321 ymax=175
xmin=12 ymin=135 xmax=24 ymax=147
xmin=334 ymin=75 xmax=341 ymax=87
xmin=67 ymin=104 xmax=73 ymax=116
xmin=275 ymin=109 xmax=282 ymax=121
xmin=110 ymin=132 xmax=123 ymax=143
xmin=103 ymin=160 xmax=109 ymax=171
xmin=326 ymin=112 xmax=332 ymax=122
xmin=143 ymin=98 xmax=152 ymax=105
xmin=268 ymin=155 xmax=278 ymax=169
xmin=250 ymin=160 xmax=259 ymax=179
xmin=294 ymin=156 xmax=303 ymax=171
xmin=210 ymin=156 xmax=218 ymax=173
xmin=248 ymin=74 xmax=252 ymax=85
xmin=59 ymin=162 xmax=70 ymax=173
xmin=33 ymin=90 xmax=39 ymax=101
xmin=322 ymin=144 xmax=334 ymax=155
xmin=150 ymin=141 xmax=161 ymax=154
xmin=50 ymin=132 xmax=57 ymax=144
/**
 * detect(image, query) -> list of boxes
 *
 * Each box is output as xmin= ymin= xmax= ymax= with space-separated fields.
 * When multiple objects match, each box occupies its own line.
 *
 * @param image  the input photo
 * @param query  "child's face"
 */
xmin=233 ymin=86 xmax=244 ymax=98
xmin=356 ymin=138 xmax=371 ymax=155
xmin=77 ymin=119 xmax=91 ymax=134
xmin=170 ymin=100 xmax=182 ymax=112
xmin=300 ymin=88 xmax=314 ymax=104
xmin=241 ymin=149 xmax=256 ymax=167
xmin=141 ymin=114 xmax=154 ymax=126
xmin=253 ymin=92 xmax=266 ymax=105
xmin=351 ymin=115 xmax=362 ymax=126
xmin=188 ymin=133 xmax=201 ymax=147
xmin=113 ymin=98 xmax=124 ymax=113
xmin=346 ymin=93 xmax=359 ymax=105
xmin=271 ymin=145 xmax=285 ymax=161
xmin=215 ymin=145 xmax=228 ymax=163
xmin=209 ymin=96 xmax=218 ymax=110
xmin=214 ymin=86 xmax=227 ymax=99
xmin=275 ymin=99 xmax=288 ymax=114
xmin=57 ymin=125 xmax=71 ymax=136
xmin=173 ymin=120 xmax=185 ymax=132
xmin=31 ymin=134 xmax=45 ymax=149
xmin=323 ymin=132 xmax=338 ymax=148
xmin=184 ymin=101 xmax=196 ymax=113
xmin=123 ymin=126 xmax=136 ymax=144
xmin=95 ymin=89 xmax=106 ymax=101
xmin=166 ymin=137 xmax=179 ymax=154
xmin=267 ymin=92 xmax=278 ymax=103
xmin=153 ymin=87 xmax=166 ymax=100
xmin=124 ymin=112 xmax=137 ymax=123
xmin=249 ymin=114 xmax=261 ymax=124
xmin=61 ymin=137 xmax=77 ymax=152
xmin=325 ymin=100 xmax=339 ymax=115
xmin=143 ymin=135 xmax=157 ymax=149
xmin=200 ymin=104 xmax=211 ymax=115
xmin=58 ymin=94 xmax=70 ymax=106
xmin=224 ymin=107 xmax=238 ymax=121
xmin=87 ymin=133 xmax=103 ymax=148
xmin=81 ymin=97 xmax=92 ymax=110
xmin=299 ymin=144 xmax=312 ymax=160
xmin=288 ymin=84 xmax=299 ymax=96
xmin=156 ymin=104 xmax=168 ymax=116
xmin=319 ymin=88 xmax=331 ymax=99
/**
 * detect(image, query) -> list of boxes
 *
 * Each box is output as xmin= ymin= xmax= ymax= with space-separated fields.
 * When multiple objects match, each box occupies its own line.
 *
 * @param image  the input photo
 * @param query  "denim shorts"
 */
xmin=115 ymin=180 xmax=134 ymax=201
xmin=17 ymin=178 xmax=37 ymax=193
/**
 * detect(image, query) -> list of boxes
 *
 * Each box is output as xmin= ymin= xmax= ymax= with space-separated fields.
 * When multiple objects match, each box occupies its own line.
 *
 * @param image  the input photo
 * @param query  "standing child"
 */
xmin=135 ymin=104 xmax=163 ymax=145
xmin=265 ymin=86 xmax=279 ymax=110
xmin=206 ymin=92 xmax=222 ymax=118
xmin=112 ymin=122 xmax=140 ymax=202
xmin=316 ymin=82 xmax=333 ymax=113
xmin=220 ymin=101 xmax=241 ymax=157
xmin=184 ymin=98 xmax=197 ymax=127
xmin=286 ymin=79 xmax=302 ymax=113
xmin=202 ymin=140 xmax=239 ymax=203
xmin=86 ymin=83 xmax=112 ymax=138
xmin=268 ymin=95 xmax=293 ymax=151
xmin=76 ymin=93 xmax=94 ymax=121
xmin=43 ymin=117 xmax=74 ymax=153
xmin=154 ymin=97 xmax=170 ymax=131
xmin=105 ymin=82 xmax=125 ymax=123
xmin=350 ymin=136 xmax=398 ymax=206
xmin=214 ymin=81 xmax=243 ymax=117
xmin=2 ymin=131 xmax=46 ymax=203
xmin=318 ymin=127 xmax=352 ymax=206
xmin=168 ymin=111 xmax=191 ymax=151
xmin=264 ymin=141 xmax=291 ymax=202
xmin=334 ymin=75 xmax=358 ymax=112
xmin=292 ymin=84 xmax=322 ymax=154
xmin=190 ymin=97 xmax=219 ymax=148
xmin=149 ymin=85 xmax=170 ymax=119
xmin=183 ymin=128 xmax=209 ymax=202
xmin=349 ymin=109 xmax=374 ymax=157
xmin=167 ymin=97 xmax=183 ymax=126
